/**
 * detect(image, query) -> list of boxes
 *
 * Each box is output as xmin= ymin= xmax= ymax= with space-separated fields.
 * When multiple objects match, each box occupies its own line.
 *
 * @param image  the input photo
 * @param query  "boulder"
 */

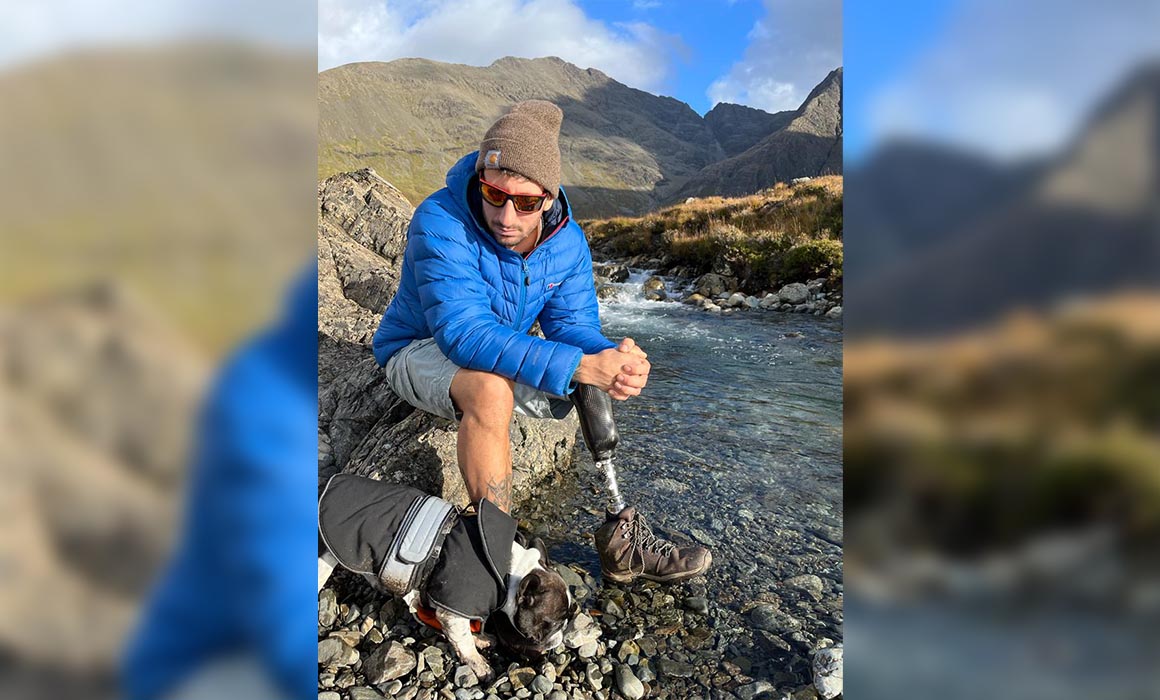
xmin=724 ymin=293 xmax=748 ymax=308
xmin=778 ymin=282 xmax=809 ymax=305
xmin=642 ymin=275 xmax=667 ymax=301
xmin=596 ymin=284 xmax=620 ymax=301
xmin=596 ymin=262 xmax=630 ymax=283
xmin=812 ymin=645 xmax=843 ymax=699
xmin=825 ymin=305 xmax=842 ymax=319
xmin=693 ymin=273 xmax=731 ymax=298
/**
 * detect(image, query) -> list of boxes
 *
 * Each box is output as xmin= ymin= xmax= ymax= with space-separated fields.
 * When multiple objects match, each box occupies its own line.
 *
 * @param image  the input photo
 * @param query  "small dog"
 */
xmin=317 ymin=474 xmax=575 ymax=681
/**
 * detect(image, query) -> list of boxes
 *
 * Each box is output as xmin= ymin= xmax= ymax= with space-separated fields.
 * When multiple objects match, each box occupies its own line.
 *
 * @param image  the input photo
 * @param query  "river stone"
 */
xmin=643 ymin=276 xmax=666 ymax=293
xmin=785 ymin=574 xmax=825 ymax=601
xmin=812 ymin=645 xmax=843 ymax=699
xmin=749 ymin=604 xmax=801 ymax=634
xmin=349 ymin=688 xmax=386 ymax=700
xmin=723 ymin=292 xmax=747 ymax=308
xmin=319 ymin=693 xmax=341 ymax=700
xmin=363 ymin=641 xmax=416 ymax=684
xmin=453 ymin=664 xmax=479 ymax=687
xmin=656 ymin=658 xmax=695 ymax=678
xmin=694 ymin=273 xmax=731 ymax=297
xmin=530 ymin=675 xmax=552 ymax=694
xmin=736 ymin=681 xmax=775 ymax=700
xmin=684 ymin=292 xmax=707 ymax=305
xmin=596 ymin=284 xmax=619 ymax=300
xmin=318 ymin=638 xmax=358 ymax=667
xmin=615 ymin=665 xmax=646 ymax=700
xmin=319 ymin=588 xmax=338 ymax=628
xmin=599 ymin=263 xmax=630 ymax=283
xmin=509 ymin=667 xmax=536 ymax=689
xmin=418 ymin=646 xmax=445 ymax=677
xmin=825 ymin=305 xmax=842 ymax=319
xmin=778 ymin=283 xmax=809 ymax=304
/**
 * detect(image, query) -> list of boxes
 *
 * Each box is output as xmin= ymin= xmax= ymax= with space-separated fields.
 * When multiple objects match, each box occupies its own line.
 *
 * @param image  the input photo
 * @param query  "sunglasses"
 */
xmin=479 ymin=178 xmax=549 ymax=214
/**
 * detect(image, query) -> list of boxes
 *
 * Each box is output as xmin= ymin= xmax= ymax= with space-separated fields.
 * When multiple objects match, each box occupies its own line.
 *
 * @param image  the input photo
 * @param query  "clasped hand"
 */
xmin=575 ymin=337 xmax=650 ymax=401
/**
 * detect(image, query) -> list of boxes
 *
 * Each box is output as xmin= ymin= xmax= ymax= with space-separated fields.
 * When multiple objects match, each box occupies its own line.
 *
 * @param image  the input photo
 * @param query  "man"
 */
xmin=372 ymin=100 xmax=710 ymax=584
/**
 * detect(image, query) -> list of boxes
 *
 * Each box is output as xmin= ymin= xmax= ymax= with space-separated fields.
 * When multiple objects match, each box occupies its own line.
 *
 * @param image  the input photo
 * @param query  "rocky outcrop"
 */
xmin=317 ymin=169 xmax=579 ymax=504
xmin=0 ymin=282 xmax=207 ymax=672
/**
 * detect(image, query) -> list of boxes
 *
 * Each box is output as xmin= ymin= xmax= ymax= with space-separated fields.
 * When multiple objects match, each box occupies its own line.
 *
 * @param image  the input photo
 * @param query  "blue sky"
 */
xmin=318 ymin=0 xmax=842 ymax=116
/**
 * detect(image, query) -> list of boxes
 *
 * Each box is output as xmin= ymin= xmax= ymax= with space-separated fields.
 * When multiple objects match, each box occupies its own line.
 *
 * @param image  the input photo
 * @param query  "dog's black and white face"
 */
xmin=494 ymin=545 xmax=577 ymax=658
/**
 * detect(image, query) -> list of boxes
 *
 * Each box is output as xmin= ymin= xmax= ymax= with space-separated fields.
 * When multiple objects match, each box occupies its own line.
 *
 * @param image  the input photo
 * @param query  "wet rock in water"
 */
xmin=778 ymin=283 xmax=809 ymax=305
xmin=684 ymin=292 xmax=708 ymax=305
xmin=319 ymin=588 xmax=338 ymax=628
xmin=812 ymin=645 xmax=843 ymax=699
xmin=643 ymin=276 xmax=667 ymax=301
xmin=735 ymin=680 xmax=775 ymax=700
xmin=318 ymin=637 xmax=359 ymax=667
xmin=596 ymin=284 xmax=619 ymax=300
xmin=825 ymin=305 xmax=842 ymax=319
xmin=615 ymin=664 xmax=646 ymax=699
xmin=363 ymin=641 xmax=416 ymax=684
xmin=348 ymin=688 xmax=386 ymax=700
xmin=749 ymin=604 xmax=801 ymax=634
xmin=597 ymin=263 xmax=630 ymax=283
xmin=656 ymin=658 xmax=695 ymax=678
xmin=724 ymin=292 xmax=748 ymax=309
xmin=784 ymin=574 xmax=825 ymax=601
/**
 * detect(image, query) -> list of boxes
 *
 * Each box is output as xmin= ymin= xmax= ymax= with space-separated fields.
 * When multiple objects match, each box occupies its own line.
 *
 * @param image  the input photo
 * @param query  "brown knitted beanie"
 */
xmin=475 ymin=100 xmax=563 ymax=198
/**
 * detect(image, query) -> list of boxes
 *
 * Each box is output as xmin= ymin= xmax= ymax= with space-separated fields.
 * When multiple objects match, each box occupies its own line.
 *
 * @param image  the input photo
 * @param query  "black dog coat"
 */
xmin=318 ymin=474 xmax=518 ymax=620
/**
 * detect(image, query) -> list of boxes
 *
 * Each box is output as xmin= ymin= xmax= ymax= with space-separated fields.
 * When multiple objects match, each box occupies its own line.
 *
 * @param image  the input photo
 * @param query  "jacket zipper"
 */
xmin=516 ymin=258 xmax=530 ymax=326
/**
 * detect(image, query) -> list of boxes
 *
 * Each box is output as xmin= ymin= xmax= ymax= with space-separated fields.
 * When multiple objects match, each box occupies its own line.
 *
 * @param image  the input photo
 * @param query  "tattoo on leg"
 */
xmin=485 ymin=473 xmax=513 ymax=512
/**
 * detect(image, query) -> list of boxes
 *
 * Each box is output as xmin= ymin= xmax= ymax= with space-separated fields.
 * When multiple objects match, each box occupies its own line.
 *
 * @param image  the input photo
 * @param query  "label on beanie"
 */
xmin=484 ymin=150 xmax=501 ymax=168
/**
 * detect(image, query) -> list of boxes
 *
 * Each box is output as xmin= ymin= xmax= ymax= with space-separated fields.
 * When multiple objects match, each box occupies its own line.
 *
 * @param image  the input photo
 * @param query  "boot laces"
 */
xmin=625 ymin=513 xmax=677 ymax=558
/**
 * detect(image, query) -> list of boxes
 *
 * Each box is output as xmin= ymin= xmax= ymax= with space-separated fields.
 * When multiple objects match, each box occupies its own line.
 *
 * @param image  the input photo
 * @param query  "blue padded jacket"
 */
xmin=372 ymin=152 xmax=615 ymax=396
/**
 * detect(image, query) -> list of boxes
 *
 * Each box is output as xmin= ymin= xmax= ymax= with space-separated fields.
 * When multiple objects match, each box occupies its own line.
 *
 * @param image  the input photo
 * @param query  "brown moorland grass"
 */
xmin=581 ymin=176 xmax=843 ymax=293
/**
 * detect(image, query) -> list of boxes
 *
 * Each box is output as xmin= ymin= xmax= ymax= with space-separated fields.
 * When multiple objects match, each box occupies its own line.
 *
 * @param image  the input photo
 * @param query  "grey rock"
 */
xmin=785 ymin=574 xmax=825 ymax=601
xmin=419 ymin=645 xmax=446 ymax=677
xmin=736 ymin=681 xmax=775 ymax=700
xmin=454 ymin=664 xmax=479 ymax=688
xmin=318 ymin=638 xmax=359 ymax=667
xmin=694 ymin=273 xmax=732 ymax=298
xmin=683 ymin=596 xmax=709 ymax=614
xmin=749 ymin=604 xmax=801 ymax=634
xmin=778 ymin=282 xmax=809 ymax=305
xmin=615 ymin=665 xmax=645 ymax=700
xmin=596 ymin=284 xmax=619 ymax=301
xmin=363 ymin=641 xmax=416 ymax=684
xmin=530 ymin=675 xmax=553 ymax=694
xmin=319 ymin=588 xmax=338 ymax=628
xmin=578 ymin=640 xmax=599 ymax=658
xmin=656 ymin=658 xmax=695 ymax=678
xmin=825 ymin=305 xmax=842 ymax=319
xmin=319 ymin=693 xmax=342 ymax=700
xmin=349 ymin=688 xmax=386 ymax=700
xmin=724 ymin=292 xmax=748 ymax=308
xmin=585 ymin=662 xmax=603 ymax=690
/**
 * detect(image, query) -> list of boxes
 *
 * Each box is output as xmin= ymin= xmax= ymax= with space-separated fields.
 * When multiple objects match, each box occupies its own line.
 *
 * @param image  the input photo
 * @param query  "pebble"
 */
xmin=615 ymin=665 xmax=645 ymax=700
xmin=363 ymin=641 xmax=416 ymax=684
xmin=319 ymin=589 xmax=338 ymax=628
xmin=683 ymin=596 xmax=710 ymax=614
xmin=318 ymin=638 xmax=358 ymax=667
xmin=530 ymin=675 xmax=552 ymax=694
xmin=319 ymin=693 xmax=341 ymax=700
xmin=348 ymin=688 xmax=385 ymax=700
xmin=656 ymin=658 xmax=695 ymax=678
xmin=453 ymin=664 xmax=479 ymax=688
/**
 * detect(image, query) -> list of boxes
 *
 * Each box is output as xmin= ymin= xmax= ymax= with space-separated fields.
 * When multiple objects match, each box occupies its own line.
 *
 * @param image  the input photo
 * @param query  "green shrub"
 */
xmin=780 ymin=239 xmax=843 ymax=284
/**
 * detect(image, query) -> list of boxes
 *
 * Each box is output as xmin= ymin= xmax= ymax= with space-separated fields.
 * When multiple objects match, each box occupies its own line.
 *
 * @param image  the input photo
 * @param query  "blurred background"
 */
xmin=844 ymin=0 xmax=1160 ymax=698
xmin=0 ymin=1 xmax=316 ymax=698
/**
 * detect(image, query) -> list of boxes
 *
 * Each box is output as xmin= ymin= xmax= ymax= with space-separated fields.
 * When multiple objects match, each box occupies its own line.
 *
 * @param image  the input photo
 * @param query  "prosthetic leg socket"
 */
xmin=571 ymin=383 xmax=626 ymax=512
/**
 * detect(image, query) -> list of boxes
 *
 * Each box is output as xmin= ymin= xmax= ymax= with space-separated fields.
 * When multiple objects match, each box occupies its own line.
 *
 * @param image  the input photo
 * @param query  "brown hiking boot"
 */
xmin=594 ymin=507 xmax=712 ymax=584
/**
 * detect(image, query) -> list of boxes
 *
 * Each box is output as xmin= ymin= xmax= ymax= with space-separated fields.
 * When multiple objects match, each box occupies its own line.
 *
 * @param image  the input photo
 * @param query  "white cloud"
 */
xmin=706 ymin=0 xmax=842 ymax=113
xmin=318 ymin=0 xmax=686 ymax=94
xmin=863 ymin=0 xmax=1160 ymax=160
xmin=0 ymin=0 xmax=314 ymax=68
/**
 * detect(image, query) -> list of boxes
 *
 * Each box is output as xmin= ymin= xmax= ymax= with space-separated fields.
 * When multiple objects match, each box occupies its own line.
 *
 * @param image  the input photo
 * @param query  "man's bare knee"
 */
xmin=451 ymin=370 xmax=514 ymax=425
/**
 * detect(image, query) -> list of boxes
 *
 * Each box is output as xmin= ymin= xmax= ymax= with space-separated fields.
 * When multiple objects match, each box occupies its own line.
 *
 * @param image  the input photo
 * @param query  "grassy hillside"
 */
xmin=583 ymin=175 xmax=843 ymax=293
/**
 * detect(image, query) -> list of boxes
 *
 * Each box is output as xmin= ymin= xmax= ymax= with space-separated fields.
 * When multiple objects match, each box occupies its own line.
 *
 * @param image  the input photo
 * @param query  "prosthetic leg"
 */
xmin=571 ymin=383 xmax=713 ymax=583
xmin=570 ymin=383 xmax=626 ymax=513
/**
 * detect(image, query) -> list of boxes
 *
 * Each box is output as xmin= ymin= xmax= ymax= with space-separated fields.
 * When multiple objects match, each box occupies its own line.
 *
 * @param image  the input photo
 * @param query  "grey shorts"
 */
xmin=383 ymin=338 xmax=575 ymax=422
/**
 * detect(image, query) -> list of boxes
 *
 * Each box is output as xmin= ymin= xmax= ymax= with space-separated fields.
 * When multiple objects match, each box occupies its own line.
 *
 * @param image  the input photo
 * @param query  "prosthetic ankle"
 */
xmin=570 ymin=383 xmax=626 ymax=513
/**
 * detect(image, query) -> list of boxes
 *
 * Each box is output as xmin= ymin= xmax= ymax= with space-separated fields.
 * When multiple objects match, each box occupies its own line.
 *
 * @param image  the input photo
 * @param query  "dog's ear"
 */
xmin=517 ymin=570 xmax=542 ymax=607
xmin=531 ymin=537 xmax=550 ymax=567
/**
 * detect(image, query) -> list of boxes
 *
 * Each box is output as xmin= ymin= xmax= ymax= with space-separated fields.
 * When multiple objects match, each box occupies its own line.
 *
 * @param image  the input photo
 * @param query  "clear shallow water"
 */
xmin=521 ymin=275 xmax=844 ymax=687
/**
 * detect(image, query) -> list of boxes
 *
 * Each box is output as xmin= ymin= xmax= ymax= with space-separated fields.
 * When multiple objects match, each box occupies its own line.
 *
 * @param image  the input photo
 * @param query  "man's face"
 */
xmin=480 ymin=169 xmax=546 ymax=252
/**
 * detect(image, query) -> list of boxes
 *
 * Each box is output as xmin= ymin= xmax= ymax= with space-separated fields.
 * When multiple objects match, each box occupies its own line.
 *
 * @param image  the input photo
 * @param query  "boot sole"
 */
xmin=601 ymin=551 xmax=712 ymax=584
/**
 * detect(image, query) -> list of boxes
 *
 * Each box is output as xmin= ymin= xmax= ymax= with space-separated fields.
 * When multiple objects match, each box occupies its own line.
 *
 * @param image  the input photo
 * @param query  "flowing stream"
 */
xmin=519 ymin=270 xmax=844 ymax=692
